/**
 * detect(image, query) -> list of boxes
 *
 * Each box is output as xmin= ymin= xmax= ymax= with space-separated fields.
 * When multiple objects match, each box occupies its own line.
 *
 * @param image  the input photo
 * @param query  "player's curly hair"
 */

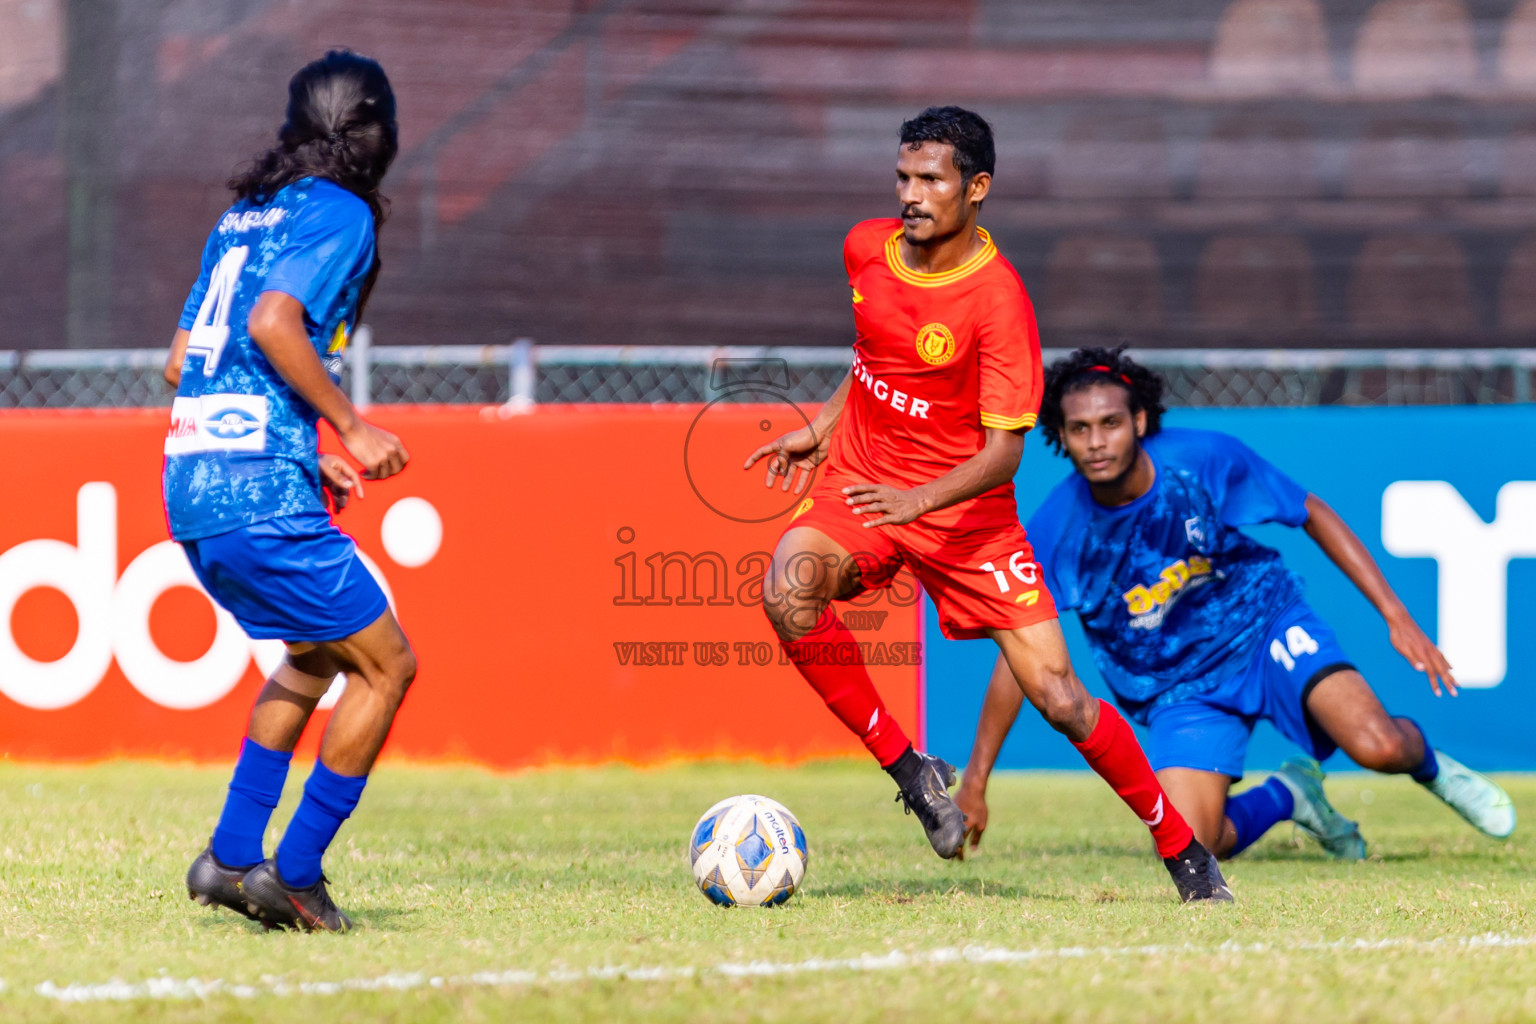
xmin=899 ymin=106 xmax=995 ymax=186
xmin=1038 ymin=345 xmax=1167 ymax=454
xmin=227 ymin=51 xmax=398 ymax=313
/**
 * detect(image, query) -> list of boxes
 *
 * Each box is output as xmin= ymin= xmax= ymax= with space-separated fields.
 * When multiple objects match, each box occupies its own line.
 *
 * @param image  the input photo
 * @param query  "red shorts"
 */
xmin=781 ymin=472 xmax=1059 ymax=640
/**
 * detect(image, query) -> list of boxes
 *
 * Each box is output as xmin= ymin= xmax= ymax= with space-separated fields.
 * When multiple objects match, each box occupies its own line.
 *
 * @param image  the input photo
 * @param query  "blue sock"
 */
xmin=275 ymin=761 xmax=369 ymax=888
xmin=211 ymin=738 xmax=292 ymax=868
xmin=1225 ymin=777 xmax=1295 ymax=857
xmin=1402 ymin=719 xmax=1439 ymax=783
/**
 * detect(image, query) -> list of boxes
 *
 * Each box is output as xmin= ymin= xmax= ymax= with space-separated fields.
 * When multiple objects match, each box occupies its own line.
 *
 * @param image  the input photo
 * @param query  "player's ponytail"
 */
xmin=228 ymin=49 xmax=398 ymax=230
xmin=228 ymin=50 xmax=397 ymax=318
xmin=1038 ymin=345 xmax=1167 ymax=454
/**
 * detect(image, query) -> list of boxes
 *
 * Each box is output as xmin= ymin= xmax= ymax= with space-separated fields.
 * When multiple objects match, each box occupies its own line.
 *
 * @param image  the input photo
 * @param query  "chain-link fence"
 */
xmin=3 ymin=343 xmax=1535 ymax=410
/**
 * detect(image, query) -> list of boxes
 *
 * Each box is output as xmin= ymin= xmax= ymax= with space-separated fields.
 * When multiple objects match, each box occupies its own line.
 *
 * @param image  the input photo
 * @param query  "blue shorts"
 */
xmin=182 ymin=512 xmax=389 ymax=643
xmin=1144 ymin=600 xmax=1354 ymax=777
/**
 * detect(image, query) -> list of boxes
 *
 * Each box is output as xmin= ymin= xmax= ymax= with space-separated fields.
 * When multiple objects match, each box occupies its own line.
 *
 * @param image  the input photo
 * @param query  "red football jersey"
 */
xmin=828 ymin=218 xmax=1043 ymax=526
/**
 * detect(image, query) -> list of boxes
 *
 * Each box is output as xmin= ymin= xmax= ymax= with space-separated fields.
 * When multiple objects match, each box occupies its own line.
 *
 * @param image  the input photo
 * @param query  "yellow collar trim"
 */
xmin=884 ymin=227 xmax=997 ymax=287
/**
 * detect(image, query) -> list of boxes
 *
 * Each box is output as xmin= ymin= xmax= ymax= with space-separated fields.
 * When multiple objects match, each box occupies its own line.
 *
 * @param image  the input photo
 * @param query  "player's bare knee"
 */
xmin=760 ymin=584 xmax=796 ymax=640
xmin=1383 ymin=732 xmax=1414 ymax=771
xmin=764 ymin=600 xmax=823 ymax=643
xmin=372 ymin=645 xmax=417 ymax=705
xmin=1351 ymin=725 xmax=1413 ymax=773
xmin=761 ymin=573 xmax=824 ymax=643
xmin=355 ymin=645 xmax=416 ymax=707
xmin=392 ymin=648 xmax=418 ymax=696
xmin=1036 ymin=675 xmax=1095 ymax=739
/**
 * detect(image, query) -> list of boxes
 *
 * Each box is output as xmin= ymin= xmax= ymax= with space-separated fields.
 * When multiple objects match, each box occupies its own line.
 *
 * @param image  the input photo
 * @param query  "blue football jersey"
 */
xmin=163 ymin=178 xmax=374 ymax=540
xmin=1026 ymin=428 xmax=1310 ymax=722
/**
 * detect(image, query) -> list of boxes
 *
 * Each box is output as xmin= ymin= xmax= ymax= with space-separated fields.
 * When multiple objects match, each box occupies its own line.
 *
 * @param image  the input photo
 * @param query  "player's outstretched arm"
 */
xmin=744 ymin=368 xmax=852 ymax=492
xmin=247 ymin=290 xmax=409 ymax=481
xmin=1303 ymin=493 xmax=1457 ymax=696
xmin=844 ymin=426 xmax=1024 ymax=527
xmin=163 ymin=328 xmax=191 ymax=388
xmin=955 ymin=653 xmax=1028 ymax=856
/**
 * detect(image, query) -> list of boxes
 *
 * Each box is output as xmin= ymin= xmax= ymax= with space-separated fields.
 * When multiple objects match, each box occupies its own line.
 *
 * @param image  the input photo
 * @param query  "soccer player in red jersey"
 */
xmin=745 ymin=107 xmax=1231 ymax=901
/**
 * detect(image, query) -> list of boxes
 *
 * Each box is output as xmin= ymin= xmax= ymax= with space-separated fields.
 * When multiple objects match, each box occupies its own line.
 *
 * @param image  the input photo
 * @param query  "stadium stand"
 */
xmin=1500 ymin=0 xmax=1536 ymax=86
xmin=1344 ymin=119 xmax=1470 ymax=198
xmin=1499 ymin=234 xmax=1536 ymax=328
xmin=1208 ymin=0 xmax=1332 ymax=92
xmin=1353 ymin=0 xmax=1479 ymax=95
xmin=3 ymin=0 xmax=1536 ymax=350
xmin=1043 ymin=234 xmax=1166 ymax=330
xmin=1349 ymin=234 xmax=1477 ymax=335
xmin=1194 ymin=234 xmax=1317 ymax=329
xmin=1196 ymin=116 xmax=1318 ymax=198
xmin=1500 ymin=123 xmax=1536 ymax=193
xmin=1049 ymin=115 xmax=1172 ymax=199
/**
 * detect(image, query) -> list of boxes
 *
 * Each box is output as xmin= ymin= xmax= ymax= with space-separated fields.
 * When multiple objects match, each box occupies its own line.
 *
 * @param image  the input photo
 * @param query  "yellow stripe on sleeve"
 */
xmin=980 ymin=411 xmax=1038 ymax=431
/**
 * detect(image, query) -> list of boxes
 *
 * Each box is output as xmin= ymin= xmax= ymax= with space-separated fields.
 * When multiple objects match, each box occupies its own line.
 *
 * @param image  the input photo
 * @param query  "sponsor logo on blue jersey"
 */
xmin=1184 ymin=516 xmax=1209 ymax=551
xmin=1122 ymin=556 xmax=1222 ymax=630
xmin=204 ymin=406 xmax=264 ymax=440
xmin=166 ymin=395 xmax=270 ymax=456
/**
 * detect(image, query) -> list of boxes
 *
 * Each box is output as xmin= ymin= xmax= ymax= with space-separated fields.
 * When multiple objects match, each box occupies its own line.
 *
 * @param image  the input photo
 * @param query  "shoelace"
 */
xmin=894 ymin=787 xmax=941 ymax=829
xmin=292 ymin=873 xmax=341 ymax=916
xmin=312 ymin=874 xmax=341 ymax=913
xmin=1182 ymin=855 xmax=1226 ymax=895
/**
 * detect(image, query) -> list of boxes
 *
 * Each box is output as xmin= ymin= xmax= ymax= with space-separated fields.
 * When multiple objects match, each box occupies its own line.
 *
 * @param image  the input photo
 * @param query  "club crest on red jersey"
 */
xmin=914 ymin=322 xmax=956 ymax=366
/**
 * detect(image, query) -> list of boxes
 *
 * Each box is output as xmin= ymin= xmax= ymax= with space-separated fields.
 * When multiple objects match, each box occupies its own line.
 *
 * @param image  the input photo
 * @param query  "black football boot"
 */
xmin=241 ymin=860 xmax=353 ymax=932
xmin=894 ymin=752 xmax=967 ymax=859
xmin=186 ymin=844 xmax=262 ymax=922
xmin=1163 ymin=837 xmax=1235 ymax=903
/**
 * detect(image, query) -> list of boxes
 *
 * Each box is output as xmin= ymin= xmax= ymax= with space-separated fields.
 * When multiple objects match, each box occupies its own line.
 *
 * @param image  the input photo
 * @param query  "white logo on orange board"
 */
xmin=0 ymin=484 xmax=439 ymax=711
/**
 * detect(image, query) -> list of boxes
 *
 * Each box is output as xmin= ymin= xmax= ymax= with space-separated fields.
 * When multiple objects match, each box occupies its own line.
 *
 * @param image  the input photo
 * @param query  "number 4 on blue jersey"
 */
xmin=186 ymin=246 xmax=250 ymax=376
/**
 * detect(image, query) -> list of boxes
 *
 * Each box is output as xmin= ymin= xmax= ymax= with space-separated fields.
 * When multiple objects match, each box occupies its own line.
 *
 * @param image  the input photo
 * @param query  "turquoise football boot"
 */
xmin=1275 ymin=757 xmax=1367 ymax=861
xmin=1422 ymin=751 xmax=1516 ymax=839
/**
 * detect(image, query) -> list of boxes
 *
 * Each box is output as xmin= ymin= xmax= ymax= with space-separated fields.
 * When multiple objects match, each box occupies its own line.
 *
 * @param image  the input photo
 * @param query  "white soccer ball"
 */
xmin=688 ymin=794 xmax=809 ymax=907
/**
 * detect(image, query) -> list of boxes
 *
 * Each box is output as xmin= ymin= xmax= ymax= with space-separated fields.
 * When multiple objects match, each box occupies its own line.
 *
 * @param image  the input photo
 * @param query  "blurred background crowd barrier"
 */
xmin=4 ymin=344 xmax=1536 ymax=407
xmin=4 ymin=0 xmax=1536 ymax=354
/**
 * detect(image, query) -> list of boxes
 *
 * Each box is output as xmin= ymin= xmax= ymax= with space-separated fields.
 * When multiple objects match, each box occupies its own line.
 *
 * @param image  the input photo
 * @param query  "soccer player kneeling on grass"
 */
xmin=745 ymin=108 xmax=1231 ymax=902
xmin=164 ymin=51 xmax=416 ymax=932
xmin=956 ymin=347 xmax=1515 ymax=862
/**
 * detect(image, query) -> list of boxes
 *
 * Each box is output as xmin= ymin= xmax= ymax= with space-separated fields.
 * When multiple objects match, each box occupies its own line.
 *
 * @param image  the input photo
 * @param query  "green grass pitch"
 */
xmin=1 ymin=759 xmax=1532 ymax=1022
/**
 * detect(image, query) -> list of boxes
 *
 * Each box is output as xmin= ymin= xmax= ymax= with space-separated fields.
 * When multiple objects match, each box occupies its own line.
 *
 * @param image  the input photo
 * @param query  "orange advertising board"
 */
xmin=0 ymin=405 xmax=920 ymax=765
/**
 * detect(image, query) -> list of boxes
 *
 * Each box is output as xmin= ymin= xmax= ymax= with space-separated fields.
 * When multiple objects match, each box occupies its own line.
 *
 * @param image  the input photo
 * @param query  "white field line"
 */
xmin=26 ymin=933 xmax=1536 ymax=1004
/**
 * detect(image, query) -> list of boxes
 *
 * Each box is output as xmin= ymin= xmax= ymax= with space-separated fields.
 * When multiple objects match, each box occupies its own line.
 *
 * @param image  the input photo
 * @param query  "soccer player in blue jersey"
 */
xmin=954 ymin=346 xmax=1515 ymax=861
xmin=164 ymin=51 xmax=414 ymax=931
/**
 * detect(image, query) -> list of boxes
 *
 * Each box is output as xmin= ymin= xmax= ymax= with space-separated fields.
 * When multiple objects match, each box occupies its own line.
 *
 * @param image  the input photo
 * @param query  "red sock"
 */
xmin=781 ymin=609 xmax=911 ymax=766
xmin=1073 ymin=700 xmax=1193 ymax=858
